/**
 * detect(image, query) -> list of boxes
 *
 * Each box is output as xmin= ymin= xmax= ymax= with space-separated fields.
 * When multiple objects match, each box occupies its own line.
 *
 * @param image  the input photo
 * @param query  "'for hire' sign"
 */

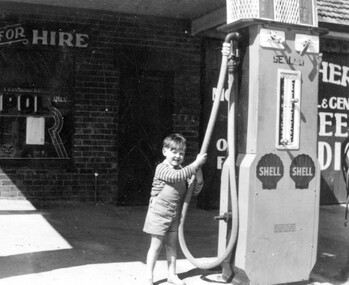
xmin=0 ymin=23 xmax=89 ymax=48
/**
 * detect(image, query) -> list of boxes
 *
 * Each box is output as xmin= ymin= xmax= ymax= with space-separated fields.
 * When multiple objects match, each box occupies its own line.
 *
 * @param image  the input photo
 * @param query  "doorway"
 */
xmin=118 ymin=69 xmax=173 ymax=205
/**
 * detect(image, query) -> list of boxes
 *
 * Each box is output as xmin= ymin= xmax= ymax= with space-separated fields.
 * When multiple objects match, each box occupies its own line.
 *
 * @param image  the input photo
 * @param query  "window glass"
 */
xmin=0 ymin=47 xmax=74 ymax=159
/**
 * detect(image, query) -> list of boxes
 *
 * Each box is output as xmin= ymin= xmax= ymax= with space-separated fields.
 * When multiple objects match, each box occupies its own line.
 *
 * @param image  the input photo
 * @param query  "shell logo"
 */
xmin=290 ymin=154 xmax=315 ymax=189
xmin=256 ymin=153 xmax=284 ymax=189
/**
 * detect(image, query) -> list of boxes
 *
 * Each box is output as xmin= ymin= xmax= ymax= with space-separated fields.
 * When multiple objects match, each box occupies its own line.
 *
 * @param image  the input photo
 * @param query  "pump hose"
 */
xmin=178 ymin=32 xmax=240 ymax=270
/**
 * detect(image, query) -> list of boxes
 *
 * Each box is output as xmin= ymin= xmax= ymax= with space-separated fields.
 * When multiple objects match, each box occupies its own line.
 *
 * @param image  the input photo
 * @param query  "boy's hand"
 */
xmin=194 ymin=153 xmax=207 ymax=168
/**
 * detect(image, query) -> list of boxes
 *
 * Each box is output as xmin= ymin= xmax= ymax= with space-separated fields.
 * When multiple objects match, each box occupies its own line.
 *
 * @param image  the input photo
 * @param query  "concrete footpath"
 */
xmin=0 ymin=200 xmax=348 ymax=285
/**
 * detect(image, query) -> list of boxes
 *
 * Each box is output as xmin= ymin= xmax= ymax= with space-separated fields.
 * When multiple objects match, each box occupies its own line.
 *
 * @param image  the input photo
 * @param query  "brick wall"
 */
xmin=0 ymin=3 xmax=202 ymax=203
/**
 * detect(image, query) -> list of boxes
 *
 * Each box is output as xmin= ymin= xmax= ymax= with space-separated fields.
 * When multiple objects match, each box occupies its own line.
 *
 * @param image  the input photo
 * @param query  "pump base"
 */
xmin=228 ymin=268 xmax=311 ymax=285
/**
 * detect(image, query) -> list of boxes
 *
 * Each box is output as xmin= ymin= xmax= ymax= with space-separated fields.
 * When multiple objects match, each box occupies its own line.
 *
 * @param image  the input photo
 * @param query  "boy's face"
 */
xmin=163 ymin=147 xmax=185 ymax=167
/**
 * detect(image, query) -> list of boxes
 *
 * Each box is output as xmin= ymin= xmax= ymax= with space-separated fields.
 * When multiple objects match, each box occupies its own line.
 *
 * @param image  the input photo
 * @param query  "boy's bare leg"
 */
xmin=145 ymin=234 xmax=164 ymax=284
xmin=165 ymin=231 xmax=186 ymax=285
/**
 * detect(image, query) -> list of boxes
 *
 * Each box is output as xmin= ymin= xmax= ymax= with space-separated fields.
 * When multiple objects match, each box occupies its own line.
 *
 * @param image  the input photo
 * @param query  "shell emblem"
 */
xmin=256 ymin=153 xmax=284 ymax=189
xmin=290 ymin=154 xmax=315 ymax=189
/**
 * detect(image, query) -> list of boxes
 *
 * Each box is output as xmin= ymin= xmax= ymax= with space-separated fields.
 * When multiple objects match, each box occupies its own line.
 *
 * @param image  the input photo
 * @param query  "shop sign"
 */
xmin=0 ymin=24 xmax=89 ymax=48
xmin=318 ymin=52 xmax=349 ymax=203
xmin=318 ymin=60 xmax=349 ymax=171
xmin=0 ymin=87 xmax=70 ymax=159
xmin=0 ymin=88 xmax=48 ymax=114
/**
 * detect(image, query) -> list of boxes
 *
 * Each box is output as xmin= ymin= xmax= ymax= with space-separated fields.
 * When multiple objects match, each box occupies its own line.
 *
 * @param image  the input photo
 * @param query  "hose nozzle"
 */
xmin=214 ymin=212 xmax=232 ymax=223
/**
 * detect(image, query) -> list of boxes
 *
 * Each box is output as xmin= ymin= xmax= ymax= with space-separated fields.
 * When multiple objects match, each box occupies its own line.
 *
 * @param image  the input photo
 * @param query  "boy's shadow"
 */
xmin=154 ymin=268 xmax=227 ymax=284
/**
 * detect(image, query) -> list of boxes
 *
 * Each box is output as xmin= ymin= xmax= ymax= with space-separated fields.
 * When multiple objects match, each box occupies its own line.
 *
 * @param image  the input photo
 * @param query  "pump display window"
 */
xmin=0 ymin=47 xmax=74 ymax=159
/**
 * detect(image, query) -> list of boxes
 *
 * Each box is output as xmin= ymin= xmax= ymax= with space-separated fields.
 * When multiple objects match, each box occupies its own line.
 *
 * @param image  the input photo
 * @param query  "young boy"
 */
xmin=143 ymin=133 xmax=207 ymax=285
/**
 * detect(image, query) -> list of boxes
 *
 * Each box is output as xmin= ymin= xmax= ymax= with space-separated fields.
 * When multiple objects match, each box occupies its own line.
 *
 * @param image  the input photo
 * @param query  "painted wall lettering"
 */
xmin=319 ymin=61 xmax=349 ymax=87
xmin=32 ymin=29 xmax=89 ymax=47
xmin=318 ymin=60 xmax=349 ymax=171
xmin=317 ymin=54 xmax=349 ymax=203
xmin=0 ymin=24 xmax=28 ymax=46
xmin=0 ymin=24 xmax=89 ymax=48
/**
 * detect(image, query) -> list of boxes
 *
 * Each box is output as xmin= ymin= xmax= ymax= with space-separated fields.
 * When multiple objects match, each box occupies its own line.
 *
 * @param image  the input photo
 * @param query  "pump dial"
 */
xmin=260 ymin=28 xmax=286 ymax=50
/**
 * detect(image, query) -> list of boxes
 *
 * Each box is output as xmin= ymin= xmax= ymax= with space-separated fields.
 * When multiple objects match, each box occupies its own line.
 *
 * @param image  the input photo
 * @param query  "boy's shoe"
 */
xmin=167 ymin=275 xmax=186 ymax=285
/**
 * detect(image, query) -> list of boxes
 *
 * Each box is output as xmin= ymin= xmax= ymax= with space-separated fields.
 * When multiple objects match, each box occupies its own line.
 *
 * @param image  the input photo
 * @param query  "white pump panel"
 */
xmin=276 ymin=69 xmax=301 ymax=150
xmin=260 ymin=28 xmax=286 ymax=49
xmin=295 ymin=34 xmax=320 ymax=54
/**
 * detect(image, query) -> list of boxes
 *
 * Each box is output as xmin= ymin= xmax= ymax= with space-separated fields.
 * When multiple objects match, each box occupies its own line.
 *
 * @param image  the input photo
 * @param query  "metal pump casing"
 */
xmin=218 ymin=19 xmax=323 ymax=284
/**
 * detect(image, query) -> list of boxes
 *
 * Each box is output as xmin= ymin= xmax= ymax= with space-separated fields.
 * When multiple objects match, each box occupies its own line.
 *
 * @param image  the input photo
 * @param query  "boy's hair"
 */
xmin=163 ymin=133 xmax=186 ymax=152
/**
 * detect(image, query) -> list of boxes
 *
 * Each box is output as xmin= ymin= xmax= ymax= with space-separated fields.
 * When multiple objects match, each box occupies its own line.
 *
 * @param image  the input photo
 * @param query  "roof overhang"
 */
xmin=0 ymin=0 xmax=226 ymax=21
xmin=0 ymin=0 xmax=348 ymax=38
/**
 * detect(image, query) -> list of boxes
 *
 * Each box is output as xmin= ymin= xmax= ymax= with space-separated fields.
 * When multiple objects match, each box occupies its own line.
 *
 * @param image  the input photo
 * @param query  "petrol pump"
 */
xmin=179 ymin=1 xmax=324 ymax=284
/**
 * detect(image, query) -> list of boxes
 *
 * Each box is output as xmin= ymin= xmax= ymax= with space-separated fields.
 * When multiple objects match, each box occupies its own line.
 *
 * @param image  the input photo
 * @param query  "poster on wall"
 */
xmin=318 ymin=40 xmax=349 ymax=204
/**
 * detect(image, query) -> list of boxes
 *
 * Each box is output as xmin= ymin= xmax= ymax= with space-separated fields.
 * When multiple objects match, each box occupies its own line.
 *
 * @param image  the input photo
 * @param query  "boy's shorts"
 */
xmin=143 ymin=196 xmax=181 ymax=236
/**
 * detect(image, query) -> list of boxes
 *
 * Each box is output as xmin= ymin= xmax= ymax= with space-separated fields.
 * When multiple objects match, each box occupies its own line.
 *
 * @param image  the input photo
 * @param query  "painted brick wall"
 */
xmin=0 ymin=3 xmax=202 ymax=203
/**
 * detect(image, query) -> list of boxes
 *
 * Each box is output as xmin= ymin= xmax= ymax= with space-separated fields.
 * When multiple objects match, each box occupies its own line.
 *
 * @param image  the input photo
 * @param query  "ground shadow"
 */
xmin=0 ymin=200 xmax=219 ymax=280
xmin=154 ymin=268 xmax=223 ymax=285
xmin=1 ymin=201 xmax=349 ymax=284
xmin=0 ymin=202 xmax=149 ymax=279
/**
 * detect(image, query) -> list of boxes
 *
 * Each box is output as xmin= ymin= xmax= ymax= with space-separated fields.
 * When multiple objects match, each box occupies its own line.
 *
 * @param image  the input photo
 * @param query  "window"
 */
xmin=0 ymin=47 xmax=74 ymax=159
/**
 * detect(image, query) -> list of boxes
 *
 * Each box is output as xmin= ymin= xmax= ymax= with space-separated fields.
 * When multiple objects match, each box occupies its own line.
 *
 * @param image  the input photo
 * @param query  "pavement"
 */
xmin=0 ymin=199 xmax=348 ymax=285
